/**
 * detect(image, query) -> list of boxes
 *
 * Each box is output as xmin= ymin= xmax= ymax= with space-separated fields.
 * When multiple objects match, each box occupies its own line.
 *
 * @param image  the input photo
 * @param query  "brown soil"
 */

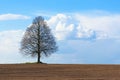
xmin=0 ymin=64 xmax=120 ymax=80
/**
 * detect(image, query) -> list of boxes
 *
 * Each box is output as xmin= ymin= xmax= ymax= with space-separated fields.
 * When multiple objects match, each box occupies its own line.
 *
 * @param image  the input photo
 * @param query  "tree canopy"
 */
xmin=20 ymin=16 xmax=58 ymax=63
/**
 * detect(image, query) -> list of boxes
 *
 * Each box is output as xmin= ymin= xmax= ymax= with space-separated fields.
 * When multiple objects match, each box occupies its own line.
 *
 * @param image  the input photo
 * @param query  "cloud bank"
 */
xmin=0 ymin=30 xmax=33 ymax=63
xmin=1 ymin=11 xmax=120 ymax=64
xmin=47 ymin=12 xmax=120 ymax=40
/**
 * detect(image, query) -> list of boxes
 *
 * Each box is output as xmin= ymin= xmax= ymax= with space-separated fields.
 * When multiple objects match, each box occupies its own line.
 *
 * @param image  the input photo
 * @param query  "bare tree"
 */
xmin=20 ymin=16 xmax=58 ymax=63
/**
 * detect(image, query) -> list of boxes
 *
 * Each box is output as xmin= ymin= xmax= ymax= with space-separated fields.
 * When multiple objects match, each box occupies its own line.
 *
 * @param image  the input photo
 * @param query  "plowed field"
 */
xmin=0 ymin=64 xmax=120 ymax=80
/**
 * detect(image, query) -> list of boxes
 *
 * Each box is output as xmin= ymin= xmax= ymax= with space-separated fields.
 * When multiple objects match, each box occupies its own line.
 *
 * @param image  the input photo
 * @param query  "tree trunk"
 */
xmin=37 ymin=23 xmax=41 ymax=64
xmin=37 ymin=52 xmax=40 ymax=63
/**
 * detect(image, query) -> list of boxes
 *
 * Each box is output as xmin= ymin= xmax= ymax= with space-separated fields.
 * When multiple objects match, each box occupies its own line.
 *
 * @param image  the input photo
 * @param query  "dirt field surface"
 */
xmin=0 ymin=64 xmax=120 ymax=80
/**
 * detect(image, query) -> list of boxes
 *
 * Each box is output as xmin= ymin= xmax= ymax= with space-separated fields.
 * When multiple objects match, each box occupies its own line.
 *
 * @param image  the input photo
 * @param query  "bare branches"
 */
xmin=20 ymin=16 xmax=58 ymax=63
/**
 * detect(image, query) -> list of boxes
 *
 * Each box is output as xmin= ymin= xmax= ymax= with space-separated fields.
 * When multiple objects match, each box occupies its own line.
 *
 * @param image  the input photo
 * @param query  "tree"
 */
xmin=20 ymin=16 xmax=58 ymax=63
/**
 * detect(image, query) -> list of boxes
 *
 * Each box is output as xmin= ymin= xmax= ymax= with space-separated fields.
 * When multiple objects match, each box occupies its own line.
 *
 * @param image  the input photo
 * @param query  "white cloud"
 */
xmin=0 ymin=30 xmax=23 ymax=54
xmin=75 ymin=13 xmax=120 ymax=39
xmin=0 ymin=30 xmax=44 ymax=63
xmin=47 ymin=14 xmax=73 ymax=40
xmin=47 ymin=14 xmax=76 ymax=40
xmin=0 ymin=13 xmax=30 ymax=20
xmin=47 ymin=12 xmax=120 ymax=40
xmin=0 ymin=30 xmax=31 ymax=63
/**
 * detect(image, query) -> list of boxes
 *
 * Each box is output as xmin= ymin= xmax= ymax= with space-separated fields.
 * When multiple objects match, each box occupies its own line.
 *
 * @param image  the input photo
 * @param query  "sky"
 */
xmin=0 ymin=0 xmax=120 ymax=64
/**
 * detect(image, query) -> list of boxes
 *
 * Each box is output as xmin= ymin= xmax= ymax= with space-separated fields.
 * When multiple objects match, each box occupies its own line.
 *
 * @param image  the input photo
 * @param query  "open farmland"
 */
xmin=0 ymin=64 xmax=120 ymax=80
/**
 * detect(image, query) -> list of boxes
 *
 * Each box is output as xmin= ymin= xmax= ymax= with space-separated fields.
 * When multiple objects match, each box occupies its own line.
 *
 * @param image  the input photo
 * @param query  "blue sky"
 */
xmin=0 ymin=0 xmax=120 ymax=64
xmin=1 ymin=0 xmax=120 ymax=13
